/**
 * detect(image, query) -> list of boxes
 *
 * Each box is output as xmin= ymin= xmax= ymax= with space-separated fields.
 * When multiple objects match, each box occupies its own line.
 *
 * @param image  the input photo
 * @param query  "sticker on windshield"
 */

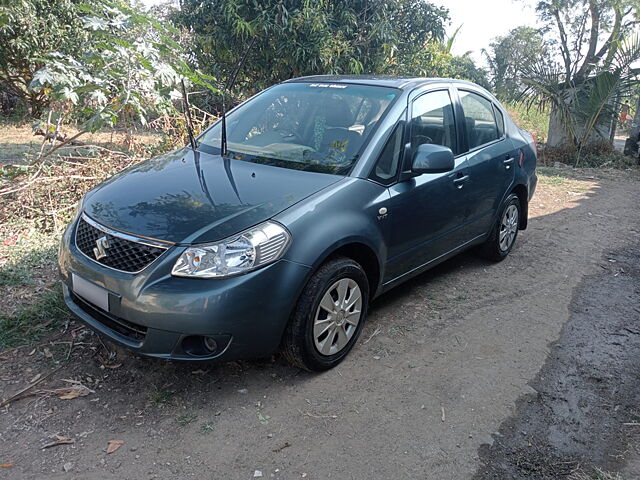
xmin=308 ymin=83 xmax=348 ymax=89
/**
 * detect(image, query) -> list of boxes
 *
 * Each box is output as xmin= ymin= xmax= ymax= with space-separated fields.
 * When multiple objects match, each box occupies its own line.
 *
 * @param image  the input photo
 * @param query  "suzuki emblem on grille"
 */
xmin=93 ymin=236 xmax=110 ymax=260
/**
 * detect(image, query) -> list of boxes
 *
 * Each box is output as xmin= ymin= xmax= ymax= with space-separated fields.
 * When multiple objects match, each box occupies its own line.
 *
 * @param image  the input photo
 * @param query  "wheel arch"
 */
xmin=327 ymin=242 xmax=381 ymax=298
xmin=510 ymin=183 xmax=529 ymax=229
xmin=306 ymin=239 xmax=383 ymax=301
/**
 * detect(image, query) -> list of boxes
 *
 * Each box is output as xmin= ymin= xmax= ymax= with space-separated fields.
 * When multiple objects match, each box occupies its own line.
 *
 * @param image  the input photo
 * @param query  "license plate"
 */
xmin=72 ymin=273 xmax=109 ymax=312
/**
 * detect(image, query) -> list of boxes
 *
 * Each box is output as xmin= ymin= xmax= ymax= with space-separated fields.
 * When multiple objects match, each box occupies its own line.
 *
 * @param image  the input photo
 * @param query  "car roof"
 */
xmin=285 ymin=75 xmax=480 ymax=90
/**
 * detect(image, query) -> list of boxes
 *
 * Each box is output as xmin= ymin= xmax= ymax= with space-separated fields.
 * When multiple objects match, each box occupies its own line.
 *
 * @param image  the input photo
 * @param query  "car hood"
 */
xmin=82 ymin=148 xmax=342 ymax=244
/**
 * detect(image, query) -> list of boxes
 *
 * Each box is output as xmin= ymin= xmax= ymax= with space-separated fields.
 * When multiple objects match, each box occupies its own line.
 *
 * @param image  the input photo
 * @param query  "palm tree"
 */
xmin=521 ymin=34 xmax=640 ymax=164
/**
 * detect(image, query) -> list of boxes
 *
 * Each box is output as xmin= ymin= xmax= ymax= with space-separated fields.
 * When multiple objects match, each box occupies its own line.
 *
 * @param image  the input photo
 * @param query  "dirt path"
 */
xmin=1 ymin=168 xmax=639 ymax=479
xmin=474 ymin=243 xmax=640 ymax=479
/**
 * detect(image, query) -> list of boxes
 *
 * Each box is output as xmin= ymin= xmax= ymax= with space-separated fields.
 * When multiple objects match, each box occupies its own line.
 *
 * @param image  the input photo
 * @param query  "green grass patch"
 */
xmin=504 ymin=102 xmax=549 ymax=143
xmin=148 ymin=389 xmax=174 ymax=407
xmin=0 ymin=244 xmax=58 ymax=287
xmin=177 ymin=412 xmax=198 ymax=426
xmin=538 ymin=173 xmax=568 ymax=186
xmin=0 ymin=283 xmax=70 ymax=349
xmin=199 ymin=421 xmax=215 ymax=435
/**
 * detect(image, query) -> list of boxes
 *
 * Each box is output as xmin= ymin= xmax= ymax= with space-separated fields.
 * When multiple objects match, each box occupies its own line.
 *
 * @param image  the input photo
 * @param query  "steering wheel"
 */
xmin=277 ymin=130 xmax=304 ymax=144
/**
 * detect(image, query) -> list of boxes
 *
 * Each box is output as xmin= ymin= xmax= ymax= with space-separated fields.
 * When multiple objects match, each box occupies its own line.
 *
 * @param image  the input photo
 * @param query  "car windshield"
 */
xmin=198 ymin=82 xmax=399 ymax=174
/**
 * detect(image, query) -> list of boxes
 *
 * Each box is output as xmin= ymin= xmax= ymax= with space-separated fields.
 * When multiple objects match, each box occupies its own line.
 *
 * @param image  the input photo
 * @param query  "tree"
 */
xmin=483 ymin=26 xmax=549 ymax=101
xmin=521 ymin=0 xmax=640 ymax=152
xmin=172 ymin=0 xmax=451 ymax=103
xmin=535 ymin=0 xmax=639 ymax=86
xmin=0 ymin=0 xmax=97 ymax=116
xmin=27 ymin=0 xmax=216 ymax=155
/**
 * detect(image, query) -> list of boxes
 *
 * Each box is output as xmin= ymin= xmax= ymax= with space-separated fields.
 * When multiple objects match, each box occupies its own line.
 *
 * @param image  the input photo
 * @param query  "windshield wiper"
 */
xmin=180 ymin=79 xmax=197 ymax=152
xmin=220 ymin=36 xmax=257 ymax=157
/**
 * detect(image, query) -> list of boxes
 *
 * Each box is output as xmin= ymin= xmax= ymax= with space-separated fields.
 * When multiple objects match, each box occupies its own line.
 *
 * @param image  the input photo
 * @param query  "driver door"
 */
xmin=383 ymin=89 xmax=470 ymax=283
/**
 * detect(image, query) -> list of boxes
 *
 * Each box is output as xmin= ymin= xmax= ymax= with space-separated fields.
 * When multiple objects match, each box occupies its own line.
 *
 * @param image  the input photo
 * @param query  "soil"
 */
xmin=1 ymin=167 xmax=639 ymax=479
xmin=474 ymin=244 xmax=640 ymax=479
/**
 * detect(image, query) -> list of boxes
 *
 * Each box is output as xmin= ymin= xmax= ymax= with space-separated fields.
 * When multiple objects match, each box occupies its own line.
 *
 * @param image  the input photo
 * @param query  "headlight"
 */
xmin=171 ymin=221 xmax=291 ymax=278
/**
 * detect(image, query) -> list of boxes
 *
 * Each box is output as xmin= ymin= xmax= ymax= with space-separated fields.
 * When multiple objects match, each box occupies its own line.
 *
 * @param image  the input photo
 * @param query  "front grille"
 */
xmin=75 ymin=215 xmax=168 ymax=273
xmin=71 ymin=291 xmax=147 ymax=343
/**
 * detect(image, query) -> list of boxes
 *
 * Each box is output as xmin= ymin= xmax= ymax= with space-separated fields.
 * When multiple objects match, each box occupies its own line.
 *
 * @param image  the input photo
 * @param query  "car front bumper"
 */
xmin=58 ymin=218 xmax=311 ymax=361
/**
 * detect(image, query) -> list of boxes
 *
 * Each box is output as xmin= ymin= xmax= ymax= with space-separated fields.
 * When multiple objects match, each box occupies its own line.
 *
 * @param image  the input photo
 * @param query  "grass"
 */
xmin=148 ymin=389 xmax=174 ymax=407
xmin=0 ymin=121 xmax=175 ymax=354
xmin=537 ymin=172 xmax=569 ymax=186
xmin=176 ymin=412 xmax=198 ymax=426
xmin=505 ymin=102 xmax=550 ymax=143
xmin=0 ymin=244 xmax=58 ymax=287
xmin=199 ymin=421 xmax=215 ymax=435
xmin=0 ymin=283 xmax=70 ymax=349
xmin=569 ymin=468 xmax=623 ymax=480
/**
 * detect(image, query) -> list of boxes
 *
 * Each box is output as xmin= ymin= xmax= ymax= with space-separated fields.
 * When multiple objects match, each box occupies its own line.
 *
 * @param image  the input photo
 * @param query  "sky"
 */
xmin=438 ymin=0 xmax=540 ymax=65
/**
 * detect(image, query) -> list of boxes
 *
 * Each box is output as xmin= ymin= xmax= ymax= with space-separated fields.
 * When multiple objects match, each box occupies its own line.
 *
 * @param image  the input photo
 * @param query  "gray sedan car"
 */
xmin=58 ymin=76 xmax=537 ymax=371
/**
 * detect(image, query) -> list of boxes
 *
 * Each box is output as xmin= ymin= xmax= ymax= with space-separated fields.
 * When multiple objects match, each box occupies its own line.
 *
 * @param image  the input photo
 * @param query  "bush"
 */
xmin=539 ymin=139 xmax=639 ymax=168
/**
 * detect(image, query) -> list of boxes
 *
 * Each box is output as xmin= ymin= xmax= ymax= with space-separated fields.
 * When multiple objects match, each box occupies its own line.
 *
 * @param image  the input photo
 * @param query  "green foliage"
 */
xmin=173 ymin=0 xmax=459 ymax=102
xmin=3 ymin=0 xmax=491 ymax=129
xmin=447 ymin=55 xmax=490 ymax=89
xmin=28 ymin=0 xmax=217 ymax=135
xmin=522 ymin=33 xmax=640 ymax=157
xmin=510 ymin=0 xmax=640 ymax=155
xmin=504 ymin=102 xmax=550 ymax=143
xmin=483 ymin=26 xmax=549 ymax=101
xmin=534 ymin=0 xmax=640 ymax=84
xmin=0 ymin=0 xmax=98 ymax=116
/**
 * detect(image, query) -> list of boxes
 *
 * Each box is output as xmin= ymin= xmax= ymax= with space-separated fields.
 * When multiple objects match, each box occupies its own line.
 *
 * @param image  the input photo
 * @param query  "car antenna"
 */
xmin=219 ymin=35 xmax=257 ymax=157
xmin=180 ymin=79 xmax=197 ymax=152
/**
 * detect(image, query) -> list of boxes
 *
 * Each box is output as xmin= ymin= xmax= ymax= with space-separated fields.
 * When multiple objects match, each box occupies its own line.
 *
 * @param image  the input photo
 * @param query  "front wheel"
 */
xmin=281 ymin=257 xmax=369 ymax=371
xmin=478 ymin=193 xmax=521 ymax=262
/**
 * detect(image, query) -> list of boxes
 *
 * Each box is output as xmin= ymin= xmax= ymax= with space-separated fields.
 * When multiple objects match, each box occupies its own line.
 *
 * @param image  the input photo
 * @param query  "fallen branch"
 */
xmin=0 ymin=174 xmax=102 ymax=195
xmin=40 ymin=131 xmax=87 ymax=160
xmin=42 ymin=435 xmax=75 ymax=449
xmin=363 ymin=327 xmax=382 ymax=345
xmin=0 ymin=365 xmax=64 ymax=408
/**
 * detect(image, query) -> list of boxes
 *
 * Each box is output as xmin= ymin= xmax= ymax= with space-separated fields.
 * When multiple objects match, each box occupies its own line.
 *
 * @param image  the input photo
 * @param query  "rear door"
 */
xmin=454 ymin=89 xmax=516 ymax=238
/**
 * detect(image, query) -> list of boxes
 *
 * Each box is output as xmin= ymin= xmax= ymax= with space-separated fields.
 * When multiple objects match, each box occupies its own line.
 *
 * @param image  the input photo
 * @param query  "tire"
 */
xmin=478 ymin=193 xmax=521 ymax=262
xmin=281 ymin=257 xmax=369 ymax=372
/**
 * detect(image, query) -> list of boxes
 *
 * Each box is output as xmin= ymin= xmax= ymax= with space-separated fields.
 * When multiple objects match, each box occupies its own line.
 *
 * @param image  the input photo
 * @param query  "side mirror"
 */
xmin=411 ymin=144 xmax=455 ymax=174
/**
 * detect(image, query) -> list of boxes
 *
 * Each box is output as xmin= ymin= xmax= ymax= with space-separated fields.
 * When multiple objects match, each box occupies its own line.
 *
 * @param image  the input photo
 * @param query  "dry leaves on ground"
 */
xmin=106 ymin=440 xmax=124 ymax=454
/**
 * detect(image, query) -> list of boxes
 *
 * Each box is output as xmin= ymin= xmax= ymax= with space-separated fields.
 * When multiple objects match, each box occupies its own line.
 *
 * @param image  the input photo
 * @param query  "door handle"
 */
xmin=503 ymin=157 xmax=515 ymax=169
xmin=453 ymin=174 xmax=469 ymax=189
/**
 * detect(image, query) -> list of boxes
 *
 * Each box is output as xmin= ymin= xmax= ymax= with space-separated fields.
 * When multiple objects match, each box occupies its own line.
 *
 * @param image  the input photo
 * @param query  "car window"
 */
xmin=410 ymin=90 xmax=457 ymax=155
xmin=494 ymin=105 xmax=505 ymax=138
xmin=459 ymin=91 xmax=499 ymax=150
xmin=371 ymin=123 xmax=404 ymax=184
xmin=198 ymin=82 xmax=399 ymax=175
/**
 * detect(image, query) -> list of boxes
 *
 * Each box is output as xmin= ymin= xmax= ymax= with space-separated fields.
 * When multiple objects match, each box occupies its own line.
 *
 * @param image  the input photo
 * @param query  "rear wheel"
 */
xmin=281 ymin=257 xmax=369 ymax=371
xmin=478 ymin=193 xmax=521 ymax=261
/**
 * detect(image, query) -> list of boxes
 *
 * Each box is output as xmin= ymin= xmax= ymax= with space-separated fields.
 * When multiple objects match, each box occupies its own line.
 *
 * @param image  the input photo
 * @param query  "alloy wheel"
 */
xmin=313 ymin=278 xmax=362 ymax=356
xmin=499 ymin=204 xmax=519 ymax=252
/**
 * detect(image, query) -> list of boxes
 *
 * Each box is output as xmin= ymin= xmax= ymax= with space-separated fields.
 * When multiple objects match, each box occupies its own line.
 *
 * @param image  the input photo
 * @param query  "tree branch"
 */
xmin=552 ymin=8 xmax=573 ymax=84
xmin=575 ymin=0 xmax=600 ymax=82
xmin=591 ymin=6 xmax=623 ymax=71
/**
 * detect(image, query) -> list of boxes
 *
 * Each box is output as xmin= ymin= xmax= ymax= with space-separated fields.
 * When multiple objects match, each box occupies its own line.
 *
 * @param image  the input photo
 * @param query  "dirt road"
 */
xmin=1 ymin=168 xmax=639 ymax=479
